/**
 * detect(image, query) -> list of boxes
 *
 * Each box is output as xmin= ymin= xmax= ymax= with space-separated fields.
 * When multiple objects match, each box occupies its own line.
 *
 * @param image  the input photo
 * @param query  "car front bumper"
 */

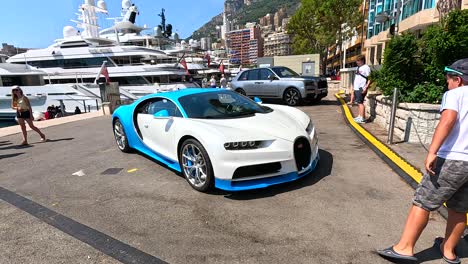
xmin=214 ymin=153 xmax=320 ymax=191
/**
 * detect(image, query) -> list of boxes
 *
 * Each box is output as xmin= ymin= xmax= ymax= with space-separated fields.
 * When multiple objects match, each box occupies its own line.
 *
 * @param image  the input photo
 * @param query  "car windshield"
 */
xmin=271 ymin=67 xmax=300 ymax=78
xmin=179 ymin=91 xmax=273 ymax=119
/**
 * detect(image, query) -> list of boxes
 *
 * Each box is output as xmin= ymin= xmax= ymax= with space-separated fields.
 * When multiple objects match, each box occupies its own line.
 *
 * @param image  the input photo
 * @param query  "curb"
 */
xmin=334 ymin=93 xmax=467 ymax=225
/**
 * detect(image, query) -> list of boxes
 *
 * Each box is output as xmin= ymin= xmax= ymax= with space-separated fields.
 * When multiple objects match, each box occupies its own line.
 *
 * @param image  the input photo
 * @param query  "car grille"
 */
xmin=305 ymin=81 xmax=315 ymax=90
xmin=318 ymin=80 xmax=328 ymax=89
xmin=232 ymin=162 xmax=282 ymax=179
xmin=294 ymin=137 xmax=312 ymax=171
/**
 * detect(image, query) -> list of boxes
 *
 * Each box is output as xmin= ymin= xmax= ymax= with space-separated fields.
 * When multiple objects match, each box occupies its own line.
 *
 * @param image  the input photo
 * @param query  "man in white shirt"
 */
xmin=378 ymin=58 xmax=468 ymax=263
xmin=352 ymin=55 xmax=371 ymax=124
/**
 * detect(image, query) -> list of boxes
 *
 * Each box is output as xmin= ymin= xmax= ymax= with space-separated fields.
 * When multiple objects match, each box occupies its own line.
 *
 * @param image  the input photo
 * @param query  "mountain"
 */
xmin=190 ymin=0 xmax=300 ymax=41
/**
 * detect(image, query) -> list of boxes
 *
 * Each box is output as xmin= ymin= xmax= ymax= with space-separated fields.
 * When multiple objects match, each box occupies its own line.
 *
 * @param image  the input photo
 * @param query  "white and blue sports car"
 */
xmin=112 ymin=88 xmax=319 ymax=192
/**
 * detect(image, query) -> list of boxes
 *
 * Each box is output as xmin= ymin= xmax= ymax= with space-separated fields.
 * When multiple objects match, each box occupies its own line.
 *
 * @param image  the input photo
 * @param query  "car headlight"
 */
xmin=224 ymin=141 xmax=261 ymax=150
xmin=306 ymin=119 xmax=314 ymax=134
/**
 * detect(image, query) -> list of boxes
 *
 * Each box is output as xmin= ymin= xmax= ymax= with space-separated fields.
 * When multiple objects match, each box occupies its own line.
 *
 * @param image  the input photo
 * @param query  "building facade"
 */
xmin=1 ymin=43 xmax=28 ymax=57
xmin=200 ymin=37 xmax=212 ymax=51
xmin=326 ymin=1 xmax=369 ymax=73
xmin=264 ymin=32 xmax=292 ymax=57
xmin=365 ymin=0 xmax=468 ymax=66
xmin=226 ymin=26 xmax=263 ymax=65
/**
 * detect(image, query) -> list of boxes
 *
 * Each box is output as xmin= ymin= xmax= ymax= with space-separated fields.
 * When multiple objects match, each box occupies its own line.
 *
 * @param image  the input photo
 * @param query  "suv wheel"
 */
xmin=235 ymin=88 xmax=246 ymax=96
xmin=283 ymin=88 xmax=302 ymax=106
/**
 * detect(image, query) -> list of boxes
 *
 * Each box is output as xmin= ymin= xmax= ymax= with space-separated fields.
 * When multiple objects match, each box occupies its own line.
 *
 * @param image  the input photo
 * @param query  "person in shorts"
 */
xmin=11 ymin=85 xmax=46 ymax=145
xmin=352 ymin=55 xmax=371 ymax=123
xmin=377 ymin=58 xmax=468 ymax=263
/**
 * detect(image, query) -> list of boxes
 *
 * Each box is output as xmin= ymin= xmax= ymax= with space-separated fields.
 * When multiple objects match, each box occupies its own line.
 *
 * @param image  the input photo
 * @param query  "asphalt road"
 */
xmin=1 ymin=94 xmax=466 ymax=264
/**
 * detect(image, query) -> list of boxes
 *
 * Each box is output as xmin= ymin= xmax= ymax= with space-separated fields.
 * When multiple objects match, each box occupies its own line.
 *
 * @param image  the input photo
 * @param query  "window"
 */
xmin=247 ymin=69 xmax=260 ymax=81
xmin=259 ymin=69 xmax=272 ymax=80
xmin=146 ymin=99 xmax=182 ymax=117
xmin=239 ymin=71 xmax=249 ymax=81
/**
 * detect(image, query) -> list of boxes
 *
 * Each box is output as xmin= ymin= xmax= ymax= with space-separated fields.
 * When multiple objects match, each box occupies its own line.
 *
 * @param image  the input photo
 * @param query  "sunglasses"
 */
xmin=12 ymin=89 xmax=19 ymax=92
xmin=444 ymin=66 xmax=464 ymax=76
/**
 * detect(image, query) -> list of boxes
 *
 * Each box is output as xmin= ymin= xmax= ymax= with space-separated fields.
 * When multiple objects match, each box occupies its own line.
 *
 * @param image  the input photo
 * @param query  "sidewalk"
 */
xmin=347 ymin=101 xmax=428 ymax=173
xmin=0 ymin=111 xmax=104 ymax=138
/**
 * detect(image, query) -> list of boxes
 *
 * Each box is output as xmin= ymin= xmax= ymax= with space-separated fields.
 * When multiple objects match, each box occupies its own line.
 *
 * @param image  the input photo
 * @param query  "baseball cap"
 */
xmin=444 ymin=58 xmax=468 ymax=82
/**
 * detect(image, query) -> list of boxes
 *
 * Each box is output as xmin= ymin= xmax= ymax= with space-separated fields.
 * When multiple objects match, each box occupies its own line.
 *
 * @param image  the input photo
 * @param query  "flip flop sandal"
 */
xmin=377 ymin=246 xmax=418 ymax=261
xmin=434 ymin=237 xmax=461 ymax=264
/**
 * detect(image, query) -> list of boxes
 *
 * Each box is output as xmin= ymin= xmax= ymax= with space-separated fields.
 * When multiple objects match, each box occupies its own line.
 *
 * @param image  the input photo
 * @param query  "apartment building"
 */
xmin=226 ymin=26 xmax=263 ymax=65
xmin=264 ymin=32 xmax=292 ymax=57
xmin=365 ymin=0 xmax=468 ymax=65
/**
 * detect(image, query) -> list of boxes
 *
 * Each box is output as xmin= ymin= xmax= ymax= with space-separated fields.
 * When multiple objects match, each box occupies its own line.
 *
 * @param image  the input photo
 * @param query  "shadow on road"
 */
xmin=0 ymin=140 xmax=12 ymax=146
xmin=0 ymin=144 xmax=33 ymax=151
xmin=39 ymin=137 xmax=75 ymax=143
xmin=220 ymin=149 xmax=333 ymax=200
xmin=413 ymin=237 xmax=468 ymax=263
xmin=0 ymin=153 xmax=25 ymax=160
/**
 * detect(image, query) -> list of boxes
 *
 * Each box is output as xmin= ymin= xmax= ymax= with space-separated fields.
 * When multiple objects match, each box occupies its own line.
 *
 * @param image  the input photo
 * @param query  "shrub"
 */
xmin=374 ymin=9 xmax=468 ymax=104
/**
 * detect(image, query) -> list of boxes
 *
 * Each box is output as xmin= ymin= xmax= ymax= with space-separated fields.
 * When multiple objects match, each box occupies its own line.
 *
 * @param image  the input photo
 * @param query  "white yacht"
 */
xmin=6 ymin=0 xmax=195 ymax=97
xmin=0 ymin=63 xmax=121 ymax=120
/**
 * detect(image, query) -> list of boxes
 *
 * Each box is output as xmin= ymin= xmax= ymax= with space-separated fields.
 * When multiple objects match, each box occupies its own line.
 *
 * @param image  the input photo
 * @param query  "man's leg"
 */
xmin=441 ymin=209 xmax=466 ymax=260
xmin=393 ymin=205 xmax=430 ymax=256
xmin=358 ymin=103 xmax=365 ymax=120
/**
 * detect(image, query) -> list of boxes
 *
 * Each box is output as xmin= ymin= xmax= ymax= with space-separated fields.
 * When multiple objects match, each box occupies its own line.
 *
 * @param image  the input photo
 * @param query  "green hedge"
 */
xmin=374 ymin=9 xmax=468 ymax=103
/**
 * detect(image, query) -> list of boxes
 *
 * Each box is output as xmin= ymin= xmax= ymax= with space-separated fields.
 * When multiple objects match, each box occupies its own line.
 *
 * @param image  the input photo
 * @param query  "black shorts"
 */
xmin=16 ymin=110 xmax=31 ymax=119
xmin=354 ymin=88 xmax=365 ymax=104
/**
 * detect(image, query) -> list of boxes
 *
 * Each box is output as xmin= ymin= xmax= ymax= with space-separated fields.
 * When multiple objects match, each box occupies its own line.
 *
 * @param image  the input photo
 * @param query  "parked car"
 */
xmin=112 ymin=88 xmax=320 ymax=192
xmin=230 ymin=66 xmax=328 ymax=106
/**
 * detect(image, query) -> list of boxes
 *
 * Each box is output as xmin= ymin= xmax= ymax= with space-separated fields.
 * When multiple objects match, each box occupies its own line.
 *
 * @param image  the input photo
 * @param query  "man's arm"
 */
xmin=425 ymin=109 xmax=458 ymax=174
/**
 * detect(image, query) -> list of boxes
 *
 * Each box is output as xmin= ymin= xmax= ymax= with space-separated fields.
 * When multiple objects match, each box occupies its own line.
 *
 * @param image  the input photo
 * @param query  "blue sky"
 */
xmin=0 ymin=0 xmax=223 ymax=48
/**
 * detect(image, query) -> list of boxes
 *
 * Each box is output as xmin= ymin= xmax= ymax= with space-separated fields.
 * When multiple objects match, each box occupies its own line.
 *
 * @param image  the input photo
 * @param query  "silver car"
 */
xmin=230 ymin=66 xmax=328 ymax=106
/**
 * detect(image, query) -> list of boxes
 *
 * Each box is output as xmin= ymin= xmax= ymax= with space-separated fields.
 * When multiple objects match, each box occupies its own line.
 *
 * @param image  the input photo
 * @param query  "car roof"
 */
xmin=138 ymin=88 xmax=226 ymax=101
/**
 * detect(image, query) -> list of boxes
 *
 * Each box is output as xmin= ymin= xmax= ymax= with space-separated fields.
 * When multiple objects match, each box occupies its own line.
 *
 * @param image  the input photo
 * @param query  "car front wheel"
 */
xmin=283 ymin=88 xmax=302 ymax=106
xmin=179 ymin=139 xmax=214 ymax=192
xmin=113 ymin=119 xmax=131 ymax=153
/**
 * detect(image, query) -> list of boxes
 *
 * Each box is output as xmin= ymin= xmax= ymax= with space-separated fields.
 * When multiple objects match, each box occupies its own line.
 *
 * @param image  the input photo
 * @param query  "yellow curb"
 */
xmin=127 ymin=168 xmax=138 ymax=173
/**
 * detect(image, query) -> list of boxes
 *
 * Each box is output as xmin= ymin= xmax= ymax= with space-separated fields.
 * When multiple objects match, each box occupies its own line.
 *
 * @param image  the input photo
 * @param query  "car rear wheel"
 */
xmin=283 ymin=88 xmax=302 ymax=106
xmin=179 ymin=139 xmax=214 ymax=192
xmin=235 ymin=88 xmax=246 ymax=96
xmin=113 ymin=119 xmax=131 ymax=153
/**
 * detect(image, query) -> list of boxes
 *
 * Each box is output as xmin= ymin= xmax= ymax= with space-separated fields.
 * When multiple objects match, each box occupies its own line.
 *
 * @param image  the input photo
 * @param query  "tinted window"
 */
xmin=271 ymin=67 xmax=300 ymax=78
xmin=259 ymin=69 xmax=272 ymax=80
xmin=178 ymin=91 xmax=272 ymax=119
xmin=238 ymin=71 xmax=249 ymax=81
xmin=247 ymin=69 xmax=259 ymax=81
xmin=147 ymin=99 xmax=182 ymax=117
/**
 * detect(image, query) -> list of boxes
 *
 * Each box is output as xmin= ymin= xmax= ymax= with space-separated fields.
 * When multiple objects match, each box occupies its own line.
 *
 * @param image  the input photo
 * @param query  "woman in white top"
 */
xmin=11 ymin=86 xmax=46 ymax=145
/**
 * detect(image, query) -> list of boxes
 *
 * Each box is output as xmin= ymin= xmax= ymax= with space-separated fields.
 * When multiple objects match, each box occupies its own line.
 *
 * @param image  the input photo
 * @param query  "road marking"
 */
xmin=335 ymin=93 xmax=468 ymax=225
xmin=127 ymin=168 xmax=138 ymax=173
xmin=72 ymin=170 xmax=86 ymax=177
xmin=0 ymin=186 xmax=168 ymax=264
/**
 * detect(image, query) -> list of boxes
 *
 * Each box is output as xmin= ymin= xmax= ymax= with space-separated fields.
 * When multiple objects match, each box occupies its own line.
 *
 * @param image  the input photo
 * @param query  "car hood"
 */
xmin=190 ymin=109 xmax=308 ymax=142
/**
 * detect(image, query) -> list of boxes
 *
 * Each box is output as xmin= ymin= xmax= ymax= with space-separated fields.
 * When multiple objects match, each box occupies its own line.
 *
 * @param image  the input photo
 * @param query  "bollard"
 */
xmin=387 ymin=88 xmax=399 ymax=144
xmin=88 ymin=105 xmax=91 ymax=112
xmin=96 ymin=99 xmax=99 ymax=111
xmin=83 ymin=100 xmax=87 ymax=113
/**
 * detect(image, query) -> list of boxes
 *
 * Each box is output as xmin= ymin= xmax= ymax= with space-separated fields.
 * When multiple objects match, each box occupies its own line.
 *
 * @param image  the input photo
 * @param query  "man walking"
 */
xmin=377 ymin=58 xmax=468 ymax=264
xmin=352 ymin=55 xmax=371 ymax=123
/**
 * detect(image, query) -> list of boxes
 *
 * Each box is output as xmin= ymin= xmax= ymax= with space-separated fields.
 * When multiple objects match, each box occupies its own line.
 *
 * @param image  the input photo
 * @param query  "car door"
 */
xmin=137 ymin=98 xmax=183 ymax=161
xmin=256 ymin=68 xmax=278 ymax=97
xmin=244 ymin=69 xmax=260 ymax=96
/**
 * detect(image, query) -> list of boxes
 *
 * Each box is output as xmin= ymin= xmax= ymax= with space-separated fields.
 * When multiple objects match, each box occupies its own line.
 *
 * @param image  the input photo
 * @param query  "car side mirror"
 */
xmin=253 ymin=97 xmax=262 ymax=104
xmin=268 ymin=75 xmax=276 ymax=81
xmin=153 ymin=109 xmax=170 ymax=118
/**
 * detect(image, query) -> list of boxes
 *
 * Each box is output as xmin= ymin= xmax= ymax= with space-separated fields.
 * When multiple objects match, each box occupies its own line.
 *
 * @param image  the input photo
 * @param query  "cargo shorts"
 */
xmin=413 ymin=158 xmax=468 ymax=213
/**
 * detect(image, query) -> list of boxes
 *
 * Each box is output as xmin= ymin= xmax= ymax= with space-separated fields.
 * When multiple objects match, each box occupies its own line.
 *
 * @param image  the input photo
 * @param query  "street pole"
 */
xmin=387 ymin=88 xmax=399 ymax=144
